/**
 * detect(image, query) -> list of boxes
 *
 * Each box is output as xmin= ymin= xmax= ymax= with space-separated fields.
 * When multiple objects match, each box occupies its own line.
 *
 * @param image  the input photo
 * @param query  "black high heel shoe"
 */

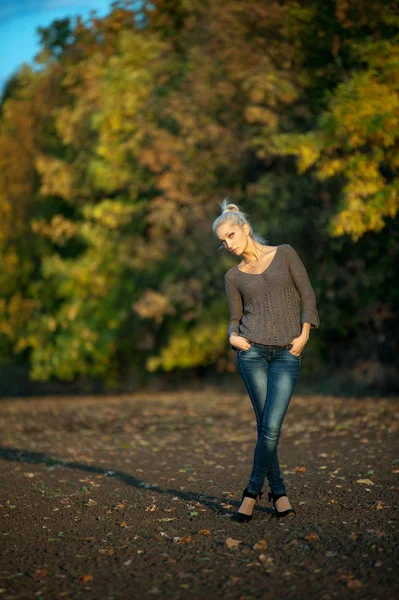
xmin=233 ymin=487 xmax=263 ymax=522
xmin=268 ymin=491 xmax=296 ymax=518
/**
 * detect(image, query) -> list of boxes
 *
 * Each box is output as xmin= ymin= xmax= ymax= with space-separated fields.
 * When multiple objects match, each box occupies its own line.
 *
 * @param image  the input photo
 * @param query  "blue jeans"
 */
xmin=236 ymin=343 xmax=301 ymax=496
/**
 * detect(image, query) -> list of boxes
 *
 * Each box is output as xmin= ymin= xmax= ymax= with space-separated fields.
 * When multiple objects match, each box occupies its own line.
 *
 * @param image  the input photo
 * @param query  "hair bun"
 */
xmin=222 ymin=202 xmax=240 ymax=214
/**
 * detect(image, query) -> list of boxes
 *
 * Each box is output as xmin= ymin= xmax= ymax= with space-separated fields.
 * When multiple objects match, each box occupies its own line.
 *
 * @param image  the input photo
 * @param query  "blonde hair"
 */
xmin=212 ymin=198 xmax=268 ymax=250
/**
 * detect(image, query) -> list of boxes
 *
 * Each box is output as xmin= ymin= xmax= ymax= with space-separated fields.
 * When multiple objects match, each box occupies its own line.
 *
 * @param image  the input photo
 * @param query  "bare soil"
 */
xmin=0 ymin=391 xmax=397 ymax=600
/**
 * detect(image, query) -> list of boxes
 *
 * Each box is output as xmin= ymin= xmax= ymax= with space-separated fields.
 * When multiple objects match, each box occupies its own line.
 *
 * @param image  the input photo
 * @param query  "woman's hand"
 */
xmin=288 ymin=333 xmax=309 ymax=357
xmin=229 ymin=333 xmax=252 ymax=351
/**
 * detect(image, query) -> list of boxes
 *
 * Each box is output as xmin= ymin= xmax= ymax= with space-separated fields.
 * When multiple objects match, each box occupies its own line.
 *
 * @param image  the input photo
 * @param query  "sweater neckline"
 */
xmin=236 ymin=245 xmax=280 ymax=275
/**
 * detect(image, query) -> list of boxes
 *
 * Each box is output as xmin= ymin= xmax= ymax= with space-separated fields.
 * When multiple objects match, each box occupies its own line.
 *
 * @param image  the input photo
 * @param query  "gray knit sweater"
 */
xmin=224 ymin=244 xmax=319 ymax=347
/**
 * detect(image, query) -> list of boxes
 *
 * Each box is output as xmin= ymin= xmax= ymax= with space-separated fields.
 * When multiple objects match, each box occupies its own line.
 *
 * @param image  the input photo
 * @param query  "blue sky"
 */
xmin=0 ymin=1 xmax=113 ymax=91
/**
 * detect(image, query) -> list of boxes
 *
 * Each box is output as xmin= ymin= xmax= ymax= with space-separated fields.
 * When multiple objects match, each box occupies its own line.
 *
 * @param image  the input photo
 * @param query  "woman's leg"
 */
xmin=247 ymin=347 xmax=300 ymax=496
xmin=237 ymin=346 xmax=279 ymax=491
xmin=236 ymin=344 xmax=270 ymax=514
xmin=236 ymin=344 xmax=269 ymax=432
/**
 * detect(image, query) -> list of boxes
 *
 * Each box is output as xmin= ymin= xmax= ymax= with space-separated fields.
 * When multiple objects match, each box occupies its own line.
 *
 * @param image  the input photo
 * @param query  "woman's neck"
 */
xmin=242 ymin=242 xmax=270 ymax=264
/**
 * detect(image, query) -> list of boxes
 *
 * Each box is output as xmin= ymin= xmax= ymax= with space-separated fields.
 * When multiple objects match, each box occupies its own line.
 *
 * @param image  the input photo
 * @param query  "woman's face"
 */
xmin=217 ymin=223 xmax=249 ymax=255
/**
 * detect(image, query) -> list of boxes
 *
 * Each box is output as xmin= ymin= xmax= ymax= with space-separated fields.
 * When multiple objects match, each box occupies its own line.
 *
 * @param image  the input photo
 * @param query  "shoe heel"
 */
xmin=234 ymin=487 xmax=263 ymax=522
xmin=268 ymin=491 xmax=296 ymax=519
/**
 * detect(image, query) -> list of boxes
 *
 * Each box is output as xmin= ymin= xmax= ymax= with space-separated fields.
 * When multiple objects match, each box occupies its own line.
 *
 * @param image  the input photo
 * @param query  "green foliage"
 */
xmin=36 ymin=18 xmax=73 ymax=62
xmin=147 ymin=299 xmax=228 ymax=372
xmin=0 ymin=0 xmax=397 ymax=390
xmin=273 ymin=39 xmax=399 ymax=240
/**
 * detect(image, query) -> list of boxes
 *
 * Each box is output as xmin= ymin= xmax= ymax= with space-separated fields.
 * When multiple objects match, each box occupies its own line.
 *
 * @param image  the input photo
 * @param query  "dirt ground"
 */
xmin=0 ymin=390 xmax=397 ymax=600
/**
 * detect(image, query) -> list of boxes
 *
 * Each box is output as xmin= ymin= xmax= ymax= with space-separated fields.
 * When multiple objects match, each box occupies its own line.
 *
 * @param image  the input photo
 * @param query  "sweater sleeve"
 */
xmin=224 ymin=273 xmax=243 ymax=348
xmin=284 ymin=244 xmax=320 ymax=329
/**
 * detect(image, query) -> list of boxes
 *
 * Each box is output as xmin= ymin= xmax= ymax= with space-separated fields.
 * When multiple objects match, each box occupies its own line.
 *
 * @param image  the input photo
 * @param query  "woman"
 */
xmin=213 ymin=200 xmax=319 ymax=522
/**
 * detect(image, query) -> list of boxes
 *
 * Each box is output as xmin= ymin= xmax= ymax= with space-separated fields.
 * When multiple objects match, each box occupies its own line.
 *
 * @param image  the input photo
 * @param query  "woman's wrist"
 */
xmin=300 ymin=323 xmax=311 ymax=340
xmin=229 ymin=333 xmax=239 ymax=346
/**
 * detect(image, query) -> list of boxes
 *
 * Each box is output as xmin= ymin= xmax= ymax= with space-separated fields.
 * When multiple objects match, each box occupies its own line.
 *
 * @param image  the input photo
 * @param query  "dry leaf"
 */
xmin=198 ymin=529 xmax=211 ymax=536
xmin=173 ymin=535 xmax=192 ymax=544
xmin=340 ymin=574 xmax=363 ymax=588
xmin=347 ymin=578 xmax=363 ymax=589
xmin=305 ymin=533 xmax=320 ymax=541
xmin=84 ymin=499 xmax=97 ymax=506
xmin=252 ymin=539 xmax=267 ymax=551
xmin=356 ymin=479 xmax=374 ymax=486
xmin=258 ymin=553 xmax=267 ymax=562
xmin=258 ymin=554 xmax=273 ymax=563
xmin=80 ymin=574 xmax=93 ymax=583
xmin=34 ymin=569 xmax=47 ymax=579
xmin=226 ymin=537 xmax=242 ymax=549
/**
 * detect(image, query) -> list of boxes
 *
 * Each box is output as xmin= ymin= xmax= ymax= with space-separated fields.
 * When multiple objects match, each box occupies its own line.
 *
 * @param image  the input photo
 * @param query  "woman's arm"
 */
xmin=284 ymin=244 xmax=320 ymax=330
xmin=225 ymin=274 xmax=244 ymax=349
xmin=300 ymin=322 xmax=311 ymax=341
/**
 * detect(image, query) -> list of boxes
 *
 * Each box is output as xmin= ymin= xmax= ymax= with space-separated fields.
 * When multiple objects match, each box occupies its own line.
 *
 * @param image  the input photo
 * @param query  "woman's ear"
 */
xmin=243 ymin=223 xmax=250 ymax=236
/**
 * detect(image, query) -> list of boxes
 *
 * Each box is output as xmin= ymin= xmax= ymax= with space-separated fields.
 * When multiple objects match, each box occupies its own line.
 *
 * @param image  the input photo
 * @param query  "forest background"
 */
xmin=0 ymin=0 xmax=398 ymax=396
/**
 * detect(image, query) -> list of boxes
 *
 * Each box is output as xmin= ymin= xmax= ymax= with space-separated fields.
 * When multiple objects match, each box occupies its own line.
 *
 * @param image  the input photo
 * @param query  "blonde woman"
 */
xmin=213 ymin=200 xmax=319 ymax=522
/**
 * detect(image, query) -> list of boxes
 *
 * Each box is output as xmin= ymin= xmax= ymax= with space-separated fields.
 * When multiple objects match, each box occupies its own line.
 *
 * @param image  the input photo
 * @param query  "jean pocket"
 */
xmin=284 ymin=344 xmax=299 ymax=358
xmin=237 ymin=344 xmax=253 ymax=354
